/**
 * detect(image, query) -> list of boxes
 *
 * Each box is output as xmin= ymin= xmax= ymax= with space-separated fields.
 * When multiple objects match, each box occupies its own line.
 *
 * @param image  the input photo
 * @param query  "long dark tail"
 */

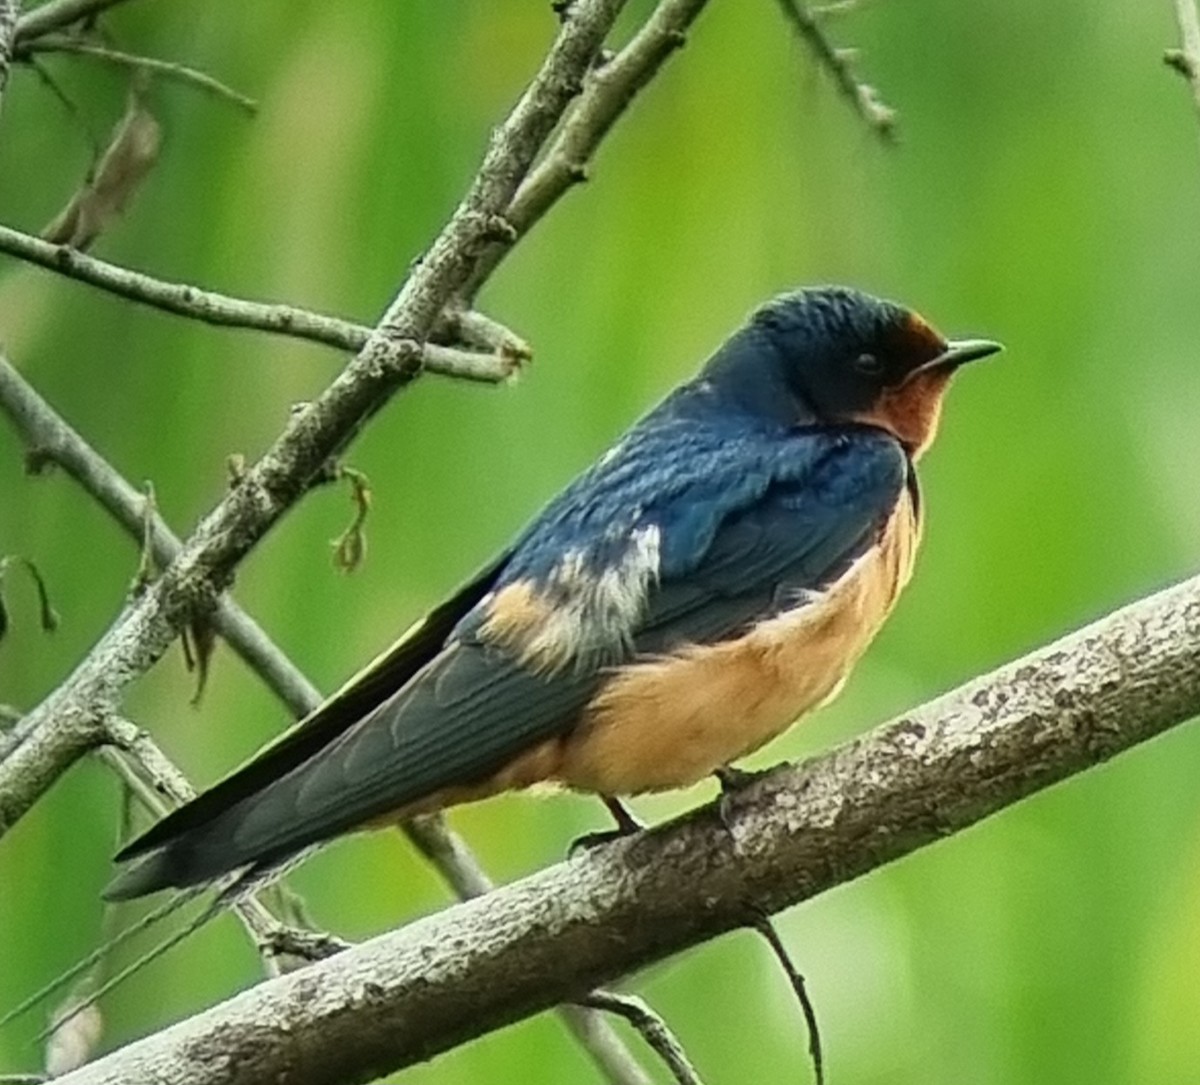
xmin=104 ymin=558 xmax=510 ymax=899
xmin=105 ymin=635 xmax=594 ymax=898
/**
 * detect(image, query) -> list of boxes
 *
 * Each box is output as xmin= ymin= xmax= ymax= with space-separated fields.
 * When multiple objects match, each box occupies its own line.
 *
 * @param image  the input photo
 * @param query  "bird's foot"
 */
xmin=569 ymin=796 xmax=645 ymax=856
xmin=261 ymin=926 xmax=351 ymax=970
xmin=714 ymin=764 xmax=769 ymax=837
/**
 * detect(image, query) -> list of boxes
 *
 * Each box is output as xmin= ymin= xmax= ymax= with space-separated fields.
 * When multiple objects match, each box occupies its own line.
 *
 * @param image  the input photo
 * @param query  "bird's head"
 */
xmin=703 ymin=286 xmax=1002 ymax=458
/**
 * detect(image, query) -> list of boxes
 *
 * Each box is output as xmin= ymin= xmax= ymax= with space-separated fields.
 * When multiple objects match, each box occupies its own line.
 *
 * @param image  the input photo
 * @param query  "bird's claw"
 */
xmin=569 ymin=828 xmax=631 ymax=855
xmin=714 ymin=764 xmax=769 ymax=837
xmin=568 ymin=796 xmax=645 ymax=857
xmin=261 ymin=926 xmax=350 ymax=967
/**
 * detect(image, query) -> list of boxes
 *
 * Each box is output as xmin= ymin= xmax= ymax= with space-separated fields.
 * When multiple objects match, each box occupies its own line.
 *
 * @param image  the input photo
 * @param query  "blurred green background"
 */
xmin=3 ymin=1 xmax=1200 ymax=1081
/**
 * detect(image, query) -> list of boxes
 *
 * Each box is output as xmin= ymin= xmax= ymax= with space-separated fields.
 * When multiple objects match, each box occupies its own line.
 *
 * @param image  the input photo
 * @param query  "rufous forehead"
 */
xmin=903 ymin=311 xmax=947 ymax=356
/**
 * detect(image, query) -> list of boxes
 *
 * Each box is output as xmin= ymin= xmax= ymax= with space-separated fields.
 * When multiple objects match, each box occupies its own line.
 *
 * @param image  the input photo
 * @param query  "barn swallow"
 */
xmin=105 ymin=286 xmax=1000 ymax=899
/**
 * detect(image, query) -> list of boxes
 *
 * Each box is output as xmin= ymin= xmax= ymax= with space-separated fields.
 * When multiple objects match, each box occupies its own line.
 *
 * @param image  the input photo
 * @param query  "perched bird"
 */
xmin=105 ymin=286 xmax=1000 ymax=899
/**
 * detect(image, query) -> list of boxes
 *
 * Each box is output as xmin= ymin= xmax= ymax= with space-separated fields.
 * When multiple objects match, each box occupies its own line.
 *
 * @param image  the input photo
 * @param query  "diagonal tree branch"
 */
xmin=0 ymin=0 xmax=630 ymax=824
xmin=0 ymin=0 xmax=16 ymax=117
xmin=48 ymin=570 xmax=1200 ymax=1085
xmin=462 ymin=0 xmax=711 ymax=299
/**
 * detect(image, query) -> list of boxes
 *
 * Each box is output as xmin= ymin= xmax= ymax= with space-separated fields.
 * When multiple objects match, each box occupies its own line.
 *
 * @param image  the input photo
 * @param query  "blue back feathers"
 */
xmin=463 ymin=343 xmax=909 ymax=665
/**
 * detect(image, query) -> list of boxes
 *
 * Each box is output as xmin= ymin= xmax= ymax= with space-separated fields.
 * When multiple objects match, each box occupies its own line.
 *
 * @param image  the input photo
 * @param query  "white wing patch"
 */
xmin=481 ymin=525 xmax=661 ymax=674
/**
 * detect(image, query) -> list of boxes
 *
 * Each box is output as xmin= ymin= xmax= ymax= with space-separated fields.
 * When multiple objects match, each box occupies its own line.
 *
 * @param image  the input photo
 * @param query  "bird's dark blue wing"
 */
xmin=475 ymin=414 xmax=908 ymax=667
xmin=638 ymin=427 xmax=909 ymax=650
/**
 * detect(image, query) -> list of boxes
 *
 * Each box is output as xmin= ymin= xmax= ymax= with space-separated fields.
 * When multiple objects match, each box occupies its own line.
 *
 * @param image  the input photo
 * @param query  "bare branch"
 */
xmin=775 ymin=0 xmax=896 ymax=140
xmin=579 ymin=992 xmax=705 ymax=1085
xmin=48 ymin=570 xmax=1200 ymax=1085
xmin=0 ymin=225 xmax=526 ymax=377
xmin=13 ymin=0 xmax=140 ymax=46
xmin=24 ymin=35 xmax=257 ymax=114
xmin=747 ymin=913 xmax=823 ymax=1085
xmin=1167 ymin=0 xmax=1200 ymax=140
xmin=0 ymin=0 xmax=16 ymax=118
xmin=463 ymin=0 xmax=712 ymax=298
xmin=0 ymin=0 xmax=625 ymax=828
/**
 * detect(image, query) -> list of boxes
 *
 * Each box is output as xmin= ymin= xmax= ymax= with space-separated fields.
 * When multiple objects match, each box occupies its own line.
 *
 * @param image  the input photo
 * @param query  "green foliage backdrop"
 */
xmin=3 ymin=2 xmax=1200 ymax=1082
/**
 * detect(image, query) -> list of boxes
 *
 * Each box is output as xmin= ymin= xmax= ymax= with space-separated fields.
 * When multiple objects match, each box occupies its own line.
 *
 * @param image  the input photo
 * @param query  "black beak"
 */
xmin=930 ymin=337 xmax=1003 ymax=370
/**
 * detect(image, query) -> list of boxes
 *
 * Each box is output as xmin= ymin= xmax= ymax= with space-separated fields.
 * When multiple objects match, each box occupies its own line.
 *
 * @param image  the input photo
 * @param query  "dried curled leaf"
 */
xmin=23 ymin=447 xmax=57 ymax=476
xmin=331 ymin=466 xmax=372 ymax=574
xmin=181 ymin=614 xmax=217 ymax=707
xmin=42 ymin=85 xmax=163 ymax=251
xmin=0 ymin=555 xmax=61 ymax=644
xmin=23 ymin=558 xmax=60 ymax=633
xmin=131 ymin=481 xmax=158 ymax=595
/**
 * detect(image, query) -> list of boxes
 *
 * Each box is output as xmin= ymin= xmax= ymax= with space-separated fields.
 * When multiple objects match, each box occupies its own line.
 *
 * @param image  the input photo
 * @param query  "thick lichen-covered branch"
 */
xmin=51 ymin=571 xmax=1200 ymax=1085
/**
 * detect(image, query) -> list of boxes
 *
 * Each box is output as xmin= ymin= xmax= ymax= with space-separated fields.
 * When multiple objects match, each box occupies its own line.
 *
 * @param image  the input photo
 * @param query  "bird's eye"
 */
xmin=854 ymin=352 xmax=884 ymax=375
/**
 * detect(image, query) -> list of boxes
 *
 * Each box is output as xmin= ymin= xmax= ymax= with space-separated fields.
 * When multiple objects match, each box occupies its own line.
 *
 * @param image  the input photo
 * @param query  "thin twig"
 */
xmin=0 ymin=224 xmax=527 ymax=378
xmin=14 ymin=0 xmax=138 ymax=46
xmin=774 ymin=0 xmax=896 ymax=140
xmin=0 ymin=0 xmax=17 ymax=117
xmin=463 ymin=0 xmax=712 ymax=298
xmin=580 ymin=992 xmax=706 ymax=1085
xmin=1167 ymin=0 xmax=1200 ymax=143
xmin=24 ymin=35 xmax=257 ymax=114
xmin=747 ymin=913 xmax=824 ymax=1085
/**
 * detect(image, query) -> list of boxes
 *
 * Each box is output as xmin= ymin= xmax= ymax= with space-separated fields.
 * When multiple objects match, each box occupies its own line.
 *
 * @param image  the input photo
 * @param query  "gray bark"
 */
xmin=55 ymin=572 xmax=1200 ymax=1085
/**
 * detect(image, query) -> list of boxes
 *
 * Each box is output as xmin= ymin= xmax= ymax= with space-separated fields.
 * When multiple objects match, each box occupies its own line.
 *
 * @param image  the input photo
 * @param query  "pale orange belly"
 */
xmin=554 ymin=492 xmax=920 ymax=796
